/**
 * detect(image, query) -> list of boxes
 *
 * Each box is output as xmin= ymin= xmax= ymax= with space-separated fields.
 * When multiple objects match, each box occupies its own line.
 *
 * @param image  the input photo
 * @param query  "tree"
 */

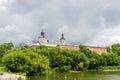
xmin=111 ymin=43 xmax=120 ymax=56
xmin=106 ymin=46 xmax=112 ymax=52
xmin=101 ymin=52 xmax=118 ymax=66
xmin=61 ymin=50 xmax=89 ymax=71
xmin=79 ymin=45 xmax=92 ymax=58
xmin=48 ymin=48 xmax=72 ymax=72
xmin=2 ymin=48 xmax=50 ymax=76
xmin=88 ymin=52 xmax=103 ymax=70
xmin=0 ymin=43 xmax=14 ymax=63
xmin=116 ymin=56 xmax=120 ymax=66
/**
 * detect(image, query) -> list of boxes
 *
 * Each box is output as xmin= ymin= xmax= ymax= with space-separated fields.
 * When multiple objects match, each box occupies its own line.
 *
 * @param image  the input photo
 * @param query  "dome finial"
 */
xmin=41 ymin=31 xmax=45 ymax=38
xmin=61 ymin=33 xmax=65 ymax=40
xmin=60 ymin=33 xmax=66 ymax=45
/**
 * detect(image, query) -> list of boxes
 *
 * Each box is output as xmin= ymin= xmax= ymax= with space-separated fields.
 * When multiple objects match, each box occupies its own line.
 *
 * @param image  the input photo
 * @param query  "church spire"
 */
xmin=61 ymin=34 xmax=65 ymax=40
xmin=60 ymin=34 xmax=66 ymax=45
xmin=39 ymin=31 xmax=48 ymax=45
xmin=41 ymin=31 xmax=45 ymax=38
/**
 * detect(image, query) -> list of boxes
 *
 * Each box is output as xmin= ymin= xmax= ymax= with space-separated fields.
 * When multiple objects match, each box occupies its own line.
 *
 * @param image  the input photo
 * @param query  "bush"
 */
xmin=2 ymin=49 xmax=50 ymax=76
xmin=34 ymin=47 xmax=89 ymax=72
xmin=74 ymin=62 xmax=83 ymax=71
xmin=55 ymin=65 xmax=71 ymax=72
xmin=0 ymin=43 xmax=14 ymax=63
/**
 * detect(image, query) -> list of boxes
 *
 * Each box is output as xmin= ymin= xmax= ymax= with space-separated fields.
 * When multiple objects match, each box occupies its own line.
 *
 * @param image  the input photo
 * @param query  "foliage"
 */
xmin=88 ymin=52 xmax=120 ymax=70
xmin=99 ymin=66 xmax=120 ymax=70
xmin=0 ymin=66 xmax=6 ymax=73
xmin=0 ymin=43 xmax=14 ymax=63
xmin=1 ymin=42 xmax=120 ymax=75
xmin=79 ymin=45 xmax=92 ymax=58
xmin=2 ymin=48 xmax=50 ymax=76
xmin=36 ymin=47 xmax=72 ymax=72
xmin=106 ymin=46 xmax=111 ymax=52
xmin=68 ymin=50 xmax=89 ymax=71
xmin=116 ymin=56 xmax=120 ymax=66
xmin=35 ymin=46 xmax=89 ymax=72
xmin=101 ymin=53 xmax=118 ymax=66
xmin=111 ymin=43 xmax=120 ymax=56
xmin=88 ymin=52 xmax=102 ymax=70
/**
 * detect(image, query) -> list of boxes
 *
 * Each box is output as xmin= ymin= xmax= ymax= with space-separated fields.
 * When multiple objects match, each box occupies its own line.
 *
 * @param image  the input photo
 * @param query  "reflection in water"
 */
xmin=27 ymin=71 xmax=120 ymax=80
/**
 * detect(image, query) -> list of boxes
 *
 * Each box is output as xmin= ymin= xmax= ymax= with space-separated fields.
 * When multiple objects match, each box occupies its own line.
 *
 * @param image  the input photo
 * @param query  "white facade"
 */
xmin=60 ymin=34 xmax=66 ymax=45
xmin=31 ymin=32 xmax=66 ymax=47
xmin=39 ymin=37 xmax=48 ymax=45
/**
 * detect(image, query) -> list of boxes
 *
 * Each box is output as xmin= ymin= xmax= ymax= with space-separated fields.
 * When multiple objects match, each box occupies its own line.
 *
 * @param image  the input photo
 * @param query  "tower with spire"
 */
xmin=39 ymin=31 xmax=48 ymax=45
xmin=60 ymin=34 xmax=66 ymax=45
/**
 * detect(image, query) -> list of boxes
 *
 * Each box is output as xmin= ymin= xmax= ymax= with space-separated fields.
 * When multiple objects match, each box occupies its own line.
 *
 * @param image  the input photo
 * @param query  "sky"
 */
xmin=0 ymin=0 xmax=120 ymax=46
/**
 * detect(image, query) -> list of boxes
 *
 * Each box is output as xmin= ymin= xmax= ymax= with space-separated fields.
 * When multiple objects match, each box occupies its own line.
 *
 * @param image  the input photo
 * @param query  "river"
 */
xmin=27 ymin=71 xmax=120 ymax=80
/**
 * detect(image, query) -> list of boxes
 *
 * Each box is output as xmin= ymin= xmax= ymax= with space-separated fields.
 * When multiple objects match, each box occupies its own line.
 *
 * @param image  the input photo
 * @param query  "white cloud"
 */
xmin=0 ymin=0 xmax=120 ymax=47
xmin=88 ymin=24 xmax=120 ymax=46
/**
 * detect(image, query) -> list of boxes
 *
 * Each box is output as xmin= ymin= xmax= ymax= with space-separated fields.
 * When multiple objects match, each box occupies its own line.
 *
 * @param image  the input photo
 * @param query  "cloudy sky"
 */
xmin=0 ymin=0 xmax=120 ymax=46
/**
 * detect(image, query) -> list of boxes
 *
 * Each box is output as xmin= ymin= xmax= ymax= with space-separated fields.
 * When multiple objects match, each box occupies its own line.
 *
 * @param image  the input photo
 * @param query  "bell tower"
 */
xmin=60 ymin=34 xmax=66 ymax=45
xmin=39 ymin=31 xmax=48 ymax=45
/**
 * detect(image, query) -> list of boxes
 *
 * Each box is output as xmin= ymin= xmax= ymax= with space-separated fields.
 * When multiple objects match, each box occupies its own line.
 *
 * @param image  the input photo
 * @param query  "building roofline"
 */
xmin=87 ymin=46 xmax=106 ymax=49
xmin=61 ymin=44 xmax=106 ymax=49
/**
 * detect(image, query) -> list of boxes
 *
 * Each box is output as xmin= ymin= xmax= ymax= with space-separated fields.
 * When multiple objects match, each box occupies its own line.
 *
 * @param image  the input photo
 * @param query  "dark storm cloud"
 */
xmin=0 ymin=0 xmax=120 ymax=46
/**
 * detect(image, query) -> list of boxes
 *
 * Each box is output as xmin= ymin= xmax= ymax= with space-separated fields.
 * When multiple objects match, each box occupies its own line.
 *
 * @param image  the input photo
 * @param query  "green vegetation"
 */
xmin=35 ymin=46 xmax=89 ymax=72
xmin=0 ymin=43 xmax=14 ymax=63
xmin=0 ymin=43 xmax=120 ymax=76
xmin=99 ymin=66 xmax=120 ymax=71
xmin=2 ymin=48 xmax=49 ymax=76
xmin=79 ymin=44 xmax=120 ymax=70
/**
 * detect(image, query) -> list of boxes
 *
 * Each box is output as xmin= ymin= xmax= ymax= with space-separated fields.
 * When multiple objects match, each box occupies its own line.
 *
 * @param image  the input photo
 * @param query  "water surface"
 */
xmin=27 ymin=71 xmax=120 ymax=80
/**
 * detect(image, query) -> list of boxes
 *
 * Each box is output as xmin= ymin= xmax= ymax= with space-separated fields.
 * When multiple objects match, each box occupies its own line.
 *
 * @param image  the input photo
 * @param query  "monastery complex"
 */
xmin=31 ymin=31 xmax=107 ymax=54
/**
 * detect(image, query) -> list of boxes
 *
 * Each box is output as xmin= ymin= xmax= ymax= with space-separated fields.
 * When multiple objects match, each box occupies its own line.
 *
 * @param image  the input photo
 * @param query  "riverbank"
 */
xmin=0 ymin=73 xmax=25 ymax=80
xmin=0 ymin=66 xmax=25 ymax=80
xmin=69 ymin=66 xmax=120 ymax=73
xmin=26 ymin=71 xmax=120 ymax=80
xmin=99 ymin=66 xmax=120 ymax=71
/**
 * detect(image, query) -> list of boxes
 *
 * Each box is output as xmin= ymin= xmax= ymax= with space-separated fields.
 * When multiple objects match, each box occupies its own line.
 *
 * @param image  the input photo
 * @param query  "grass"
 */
xmin=69 ymin=70 xmax=81 ymax=73
xmin=0 ymin=67 xmax=5 ymax=75
xmin=0 ymin=64 xmax=6 ymax=74
xmin=99 ymin=66 xmax=120 ymax=71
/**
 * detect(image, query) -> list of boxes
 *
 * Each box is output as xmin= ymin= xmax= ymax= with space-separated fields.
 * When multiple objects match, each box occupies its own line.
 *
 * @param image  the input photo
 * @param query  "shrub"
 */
xmin=2 ymin=49 xmax=50 ymax=76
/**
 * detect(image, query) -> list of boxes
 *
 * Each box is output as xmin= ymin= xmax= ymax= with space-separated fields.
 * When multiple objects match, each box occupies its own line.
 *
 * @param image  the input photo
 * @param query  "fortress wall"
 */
xmin=61 ymin=45 xmax=79 ymax=50
xmin=87 ymin=46 xmax=107 ymax=55
xmin=61 ymin=45 xmax=107 ymax=54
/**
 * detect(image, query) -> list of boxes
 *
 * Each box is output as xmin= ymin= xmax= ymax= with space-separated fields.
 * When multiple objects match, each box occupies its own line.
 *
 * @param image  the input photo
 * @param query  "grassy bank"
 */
xmin=70 ymin=66 xmax=120 ymax=72
xmin=0 ymin=64 xmax=26 ymax=80
xmin=0 ymin=64 xmax=6 ymax=75
xmin=99 ymin=66 xmax=120 ymax=71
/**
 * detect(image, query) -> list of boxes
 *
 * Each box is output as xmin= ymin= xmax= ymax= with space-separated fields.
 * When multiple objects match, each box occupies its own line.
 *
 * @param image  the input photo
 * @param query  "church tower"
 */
xmin=39 ymin=31 xmax=48 ymax=45
xmin=60 ymin=34 xmax=66 ymax=45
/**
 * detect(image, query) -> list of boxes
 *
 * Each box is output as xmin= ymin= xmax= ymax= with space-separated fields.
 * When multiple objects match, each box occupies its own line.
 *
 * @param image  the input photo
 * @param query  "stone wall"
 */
xmin=87 ymin=46 xmax=107 ymax=55
xmin=61 ymin=45 xmax=107 ymax=54
xmin=0 ymin=73 xmax=25 ymax=80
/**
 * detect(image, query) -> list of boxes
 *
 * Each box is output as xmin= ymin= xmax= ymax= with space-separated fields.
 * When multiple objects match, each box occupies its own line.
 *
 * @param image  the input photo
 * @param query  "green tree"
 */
xmin=101 ymin=52 xmax=118 ymax=66
xmin=111 ymin=43 xmax=120 ymax=56
xmin=116 ymin=56 xmax=120 ymax=66
xmin=79 ymin=45 xmax=92 ymax=58
xmin=88 ymin=52 xmax=102 ymax=70
xmin=35 ymin=45 xmax=49 ymax=56
xmin=61 ymin=50 xmax=89 ymax=71
xmin=106 ymin=46 xmax=112 ymax=52
xmin=2 ymin=48 xmax=50 ymax=76
xmin=48 ymin=48 xmax=72 ymax=72
xmin=0 ymin=43 xmax=14 ymax=63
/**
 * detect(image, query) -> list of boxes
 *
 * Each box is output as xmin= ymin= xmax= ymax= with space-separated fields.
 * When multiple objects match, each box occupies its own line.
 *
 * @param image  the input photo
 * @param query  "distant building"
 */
xmin=60 ymin=34 xmax=66 ymax=45
xmin=38 ymin=31 xmax=48 ymax=45
xmin=31 ymin=31 xmax=57 ymax=47
xmin=61 ymin=45 xmax=106 ymax=55
xmin=31 ymin=31 xmax=107 ymax=54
